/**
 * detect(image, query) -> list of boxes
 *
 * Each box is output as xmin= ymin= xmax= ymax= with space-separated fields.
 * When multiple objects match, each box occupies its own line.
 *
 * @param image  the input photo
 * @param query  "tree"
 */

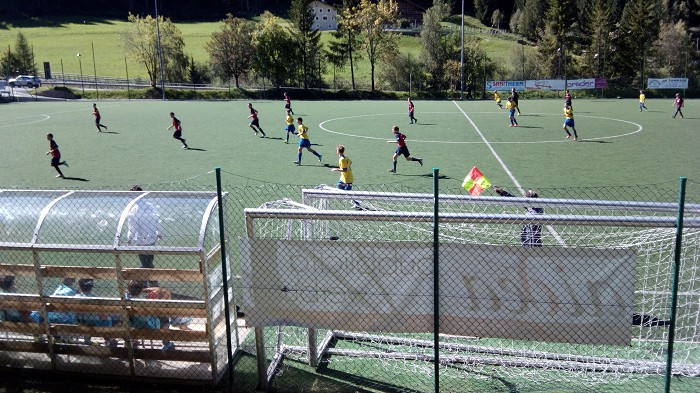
xmin=491 ymin=9 xmax=503 ymax=29
xmin=346 ymin=0 xmax=400 ymax=91
xmin=253 ymin=11 xmax=295 ymax=88
xmin=121 ymin=13 xmax=187 ymax=87
xmin=537 ymin=0 xmax=578 ymax=79
xmin=517 ymin=0 xmax=547 ymax=40
xmin=474 ymin=0 xmax=491 ymax=23
xmin=206 ymin=14 xmax=256 ymax=88
xmin=580 ymin=0 xmax=613 ymax=78
xmin=379 ymin=52 xmax=424 ymax=91
xmin=14 ymin=32 xmax=36 ymax=76
xmin=420 ymin=0 xmax=452 ymax=90
xmin=651 ymin=20 xmax=691 ymax=78
xmin=289 ymin=0 xmax=323 ymax=88
xmin=328 ymin=0 xmax=363 ymax=89
xmin=608 ymin=0 xmax=661 ymax=87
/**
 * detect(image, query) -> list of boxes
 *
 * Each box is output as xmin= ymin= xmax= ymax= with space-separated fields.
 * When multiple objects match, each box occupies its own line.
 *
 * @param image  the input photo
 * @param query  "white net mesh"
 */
xmin=248 ymin=186 xmax=700 ymax=391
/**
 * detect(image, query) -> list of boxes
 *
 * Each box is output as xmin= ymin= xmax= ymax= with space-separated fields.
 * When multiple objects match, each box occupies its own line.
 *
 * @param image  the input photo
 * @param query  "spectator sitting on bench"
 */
xmin=74 ymin=278 xmax=113 ymax=346
xmin=126 ymin=280 xmax=175 ymax=350
xmin=31 ymin=277 xmax=78 ymax=325
xmin=0 ymin=275 xmax=31 ymax=322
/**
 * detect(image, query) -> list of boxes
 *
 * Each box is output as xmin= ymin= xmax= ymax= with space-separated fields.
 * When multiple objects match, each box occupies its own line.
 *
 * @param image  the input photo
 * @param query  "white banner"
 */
xmin=486 ymin=80 xmax=525 ymax=91
xmin=525 ymin=79 xmax=566 ymax=90
xmin=647 ymin=78 xmax=689 ymax=89
xmin=240 ymin=239 xmax=636 ymax=345
xmin=566 ymin=78 xmax=596 ymax=90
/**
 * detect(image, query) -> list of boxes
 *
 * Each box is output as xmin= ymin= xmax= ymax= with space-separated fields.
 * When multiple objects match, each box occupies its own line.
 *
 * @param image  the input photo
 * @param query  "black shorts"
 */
xmin=51 ymin=157 xmax=61 ymax=166
xmin=173 ymin=130 xmax=182 ymax=139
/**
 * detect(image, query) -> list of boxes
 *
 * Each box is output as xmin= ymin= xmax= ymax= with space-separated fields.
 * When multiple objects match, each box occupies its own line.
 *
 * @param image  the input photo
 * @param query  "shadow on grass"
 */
xmin=513 ymin=125 xmax=542 ymax=129
xmin=0 ymin=16 xmax=117 ymax=29
xmin=185 ymin=147 xmax=207 ymax=152
xmin=578 ymin=139 xmax=612 ymax=144
xmin=98 ymin=131 xmax=120 ymax=134
xmin=63 ymin=176 xmax=89 ymax=182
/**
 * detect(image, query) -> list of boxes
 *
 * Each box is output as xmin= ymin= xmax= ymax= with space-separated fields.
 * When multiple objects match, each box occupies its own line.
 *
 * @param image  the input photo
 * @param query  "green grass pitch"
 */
xmin=1 ymin=98 xmax=697 ymax=192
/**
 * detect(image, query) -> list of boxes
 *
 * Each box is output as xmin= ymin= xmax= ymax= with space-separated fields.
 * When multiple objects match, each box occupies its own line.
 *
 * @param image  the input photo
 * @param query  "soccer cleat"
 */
xmin=182 ymin=145 xmax=188 ymax=149
xmin=513 ymin=124 xmax=518 ymax=127
xmin=318 ymin=154 xmax=323 ymax=163
xmin=565 ymin=134 xmax=570 ymax=139
xmin=573 ymin=137 xmax=578 ymax=141
xmin=417 ymin=158 xmax=423 ymax=167
xmin=389 ymin=169 xmax=396 ymax=173
xmin=56 ymin=174 xmax=64 ymax=178
xmin=284 ymin=141 xmax=289 ymax=144
xmin=509 ymin=124 xmax=514 ymax=127
xmin=293 ymin=161 xmax=301 ymax=165
xmin=62 ymin=161 xmax=69 ymax=167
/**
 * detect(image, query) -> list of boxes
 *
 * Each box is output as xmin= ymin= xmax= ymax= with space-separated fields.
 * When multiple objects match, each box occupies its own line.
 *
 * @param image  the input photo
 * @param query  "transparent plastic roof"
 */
xmin=0 ymin=190 xmax=222 ymax=252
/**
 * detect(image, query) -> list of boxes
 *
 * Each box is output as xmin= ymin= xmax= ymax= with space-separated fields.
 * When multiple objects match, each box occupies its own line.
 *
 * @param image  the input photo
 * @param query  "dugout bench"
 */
xmin=0 ymin=190 xmax=241 ymax=385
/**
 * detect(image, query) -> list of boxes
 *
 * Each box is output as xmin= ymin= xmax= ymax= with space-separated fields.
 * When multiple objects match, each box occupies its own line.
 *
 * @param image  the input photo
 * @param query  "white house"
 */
xmin=310 ymin=0 xmax=338 ymax=31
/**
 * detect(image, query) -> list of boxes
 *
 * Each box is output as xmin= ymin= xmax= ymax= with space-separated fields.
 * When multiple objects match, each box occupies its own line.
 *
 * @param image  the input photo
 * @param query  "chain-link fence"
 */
xmin=1 ymin=173 xmax=699 ymax=392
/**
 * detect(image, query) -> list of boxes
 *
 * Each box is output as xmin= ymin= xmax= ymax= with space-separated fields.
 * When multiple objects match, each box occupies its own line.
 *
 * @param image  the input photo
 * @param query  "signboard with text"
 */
xmin=647 ymin=78 xmax=688 ymax=89
xmin=486 ymin=80 xmax=525 ymax=91
xmin=241 ymin=239 xmax=636 ymax=345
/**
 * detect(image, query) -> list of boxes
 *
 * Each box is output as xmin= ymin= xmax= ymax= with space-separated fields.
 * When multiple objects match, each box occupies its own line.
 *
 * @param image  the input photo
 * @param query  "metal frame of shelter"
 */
xmin=0 ymin=189 xmax=236 ymax=384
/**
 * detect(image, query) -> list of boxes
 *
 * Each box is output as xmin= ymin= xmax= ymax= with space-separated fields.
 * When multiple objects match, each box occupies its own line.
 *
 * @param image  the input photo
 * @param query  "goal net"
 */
xmin=243 ymin=186 xmax=700 ymax=392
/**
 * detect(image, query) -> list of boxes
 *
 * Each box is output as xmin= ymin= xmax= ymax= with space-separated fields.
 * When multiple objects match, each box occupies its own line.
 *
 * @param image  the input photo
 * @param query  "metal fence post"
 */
xmin=215 ymin=167 xmax=235 ymax=390
xmin=432 ymin=168 xmax=440 ymax=393
xmin=664 ymin=177 xmax=687 ymax=393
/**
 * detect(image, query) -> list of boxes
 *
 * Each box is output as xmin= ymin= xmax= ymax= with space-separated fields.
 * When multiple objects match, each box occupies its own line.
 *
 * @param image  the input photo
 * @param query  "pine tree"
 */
xmin=328 ymin=0 xmax=362 ymax=90
xmin=474 ymin=0 xmax=491 ymax=23
xmin=537 ymin=0 xmax=577 ymax=79
xmin=290 ymin=0 xmax=322 ymax=88
xmin=581 ymin=0 xmax=613 ymax=78
xmin=421 ymin=0 xmax=452 ymax=89
xmin=14 ymin=32 xmax=36 ymax=76
xmin=608 ymin=0 xmax=661 ymax=87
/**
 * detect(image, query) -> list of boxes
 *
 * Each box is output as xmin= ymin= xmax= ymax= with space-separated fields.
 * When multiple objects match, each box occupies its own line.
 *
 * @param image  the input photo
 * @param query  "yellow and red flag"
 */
xmin=462 ymin=166 xmax=491 ymax=196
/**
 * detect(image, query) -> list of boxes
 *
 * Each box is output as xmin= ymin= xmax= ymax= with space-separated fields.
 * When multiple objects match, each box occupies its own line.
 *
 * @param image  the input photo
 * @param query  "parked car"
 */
xmin=8 ymin=75 xmax=41 ymax=88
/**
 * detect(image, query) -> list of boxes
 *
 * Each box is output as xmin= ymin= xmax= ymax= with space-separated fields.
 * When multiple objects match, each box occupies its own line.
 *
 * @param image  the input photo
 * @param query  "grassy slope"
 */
xmin=0 ymin=14 xmax=535 ymax=85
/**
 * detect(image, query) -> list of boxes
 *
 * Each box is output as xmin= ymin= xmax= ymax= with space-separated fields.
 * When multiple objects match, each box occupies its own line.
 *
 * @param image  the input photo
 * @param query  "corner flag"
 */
xmin=463 ymin=166 xmax=491 ymax=196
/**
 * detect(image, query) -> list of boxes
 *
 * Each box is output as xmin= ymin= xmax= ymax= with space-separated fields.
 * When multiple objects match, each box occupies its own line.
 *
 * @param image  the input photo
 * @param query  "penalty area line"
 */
xmin=452 ymin=100 xmax=566 ymax=246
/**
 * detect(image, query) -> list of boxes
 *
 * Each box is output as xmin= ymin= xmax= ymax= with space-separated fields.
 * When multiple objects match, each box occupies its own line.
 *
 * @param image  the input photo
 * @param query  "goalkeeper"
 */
xmin=494 ymin=186 xmax=543 ymax=247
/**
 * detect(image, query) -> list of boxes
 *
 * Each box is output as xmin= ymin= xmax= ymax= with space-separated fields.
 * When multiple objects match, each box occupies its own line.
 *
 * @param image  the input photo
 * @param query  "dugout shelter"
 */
xmin=0 ymin=189 xmax=237 ymax=385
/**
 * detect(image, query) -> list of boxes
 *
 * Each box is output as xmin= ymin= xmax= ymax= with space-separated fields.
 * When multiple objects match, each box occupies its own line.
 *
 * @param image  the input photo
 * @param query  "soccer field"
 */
xmin=1 ymin=98 xmax=698 ymax=194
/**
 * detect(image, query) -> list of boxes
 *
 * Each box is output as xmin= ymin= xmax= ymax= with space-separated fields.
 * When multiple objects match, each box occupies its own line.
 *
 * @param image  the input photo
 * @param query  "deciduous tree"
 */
xmin=346 ymin=0 xmax=399 ymax=91
xmin=121 ymin=13 xmax=187 ymax=86
xmin=206 ymin=14 xmax=256 ymax=88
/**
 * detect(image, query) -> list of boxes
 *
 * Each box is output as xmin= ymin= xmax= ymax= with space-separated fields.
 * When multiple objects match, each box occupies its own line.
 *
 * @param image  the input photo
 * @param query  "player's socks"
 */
xmin=298 ymin=152 xmax=302 ymax=162
xmin=316 ymin=153 xmax=322 ymax=162
xmin=393 ymin=161 xmax=397 ymax=171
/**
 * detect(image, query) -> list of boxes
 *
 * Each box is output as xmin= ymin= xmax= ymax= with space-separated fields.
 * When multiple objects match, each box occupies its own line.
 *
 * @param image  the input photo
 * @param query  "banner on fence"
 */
xmin=566 ymin=79 xmax=596 ymax=90
xmin=647 ymin=78 xmax=688 ymax=89
xmin=486 ymin=80 xmax=525 ymax=91
xmin=595 ymin=78 xmax=607 ymax=88
xmin=240 ymin=239 xmax=636 ymax=345
xmin=525 ymin=79 xmax=567 ymax=90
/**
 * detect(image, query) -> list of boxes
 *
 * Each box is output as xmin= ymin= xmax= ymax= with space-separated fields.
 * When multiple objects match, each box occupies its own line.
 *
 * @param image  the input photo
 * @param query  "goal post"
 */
xmin=241 ymin=188 xmax=700 ymax=391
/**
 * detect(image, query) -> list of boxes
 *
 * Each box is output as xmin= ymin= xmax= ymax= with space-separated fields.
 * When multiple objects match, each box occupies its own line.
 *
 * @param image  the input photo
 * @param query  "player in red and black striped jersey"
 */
xmin=387 ymin=125 xmax=422 ymax=173
xmin=46 ymin=133 xmax=68 ymax=178
xmin=247 ymin=103 xmax=266 ymax=137
xmin=166 ymin=112 xmax=188 ymax=149
xmin=92 ymin=103 xmax=108 ymax=132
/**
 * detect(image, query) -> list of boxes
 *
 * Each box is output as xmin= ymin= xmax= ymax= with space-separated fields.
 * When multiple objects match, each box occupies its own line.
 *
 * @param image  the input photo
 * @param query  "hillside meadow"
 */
xmin=1 ymin=14 xmax=534 ymax=88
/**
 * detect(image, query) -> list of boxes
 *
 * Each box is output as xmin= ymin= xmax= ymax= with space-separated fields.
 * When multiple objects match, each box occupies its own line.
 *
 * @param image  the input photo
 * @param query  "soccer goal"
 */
xmin=241 ymin=187 xmax=700 ymax=392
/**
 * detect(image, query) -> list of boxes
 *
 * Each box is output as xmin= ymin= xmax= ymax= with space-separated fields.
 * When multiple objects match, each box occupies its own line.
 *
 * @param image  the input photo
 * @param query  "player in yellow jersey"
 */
xmin=331 ymin=145 xmax=353 ymax=190
xmin=563 ymin=104 xmax=578 ymax=141
xmin=506 ymin=97 xmax=518 ymax=127
xmin=639 ymin=90 xmax=648 ymax=112
xmin=494 ymin=91 xmax=503 ymax=109
xmin=293 ymin=117 xmax=322 ymax=165
xmin=283 ymin=109 xmax=295 ymax=143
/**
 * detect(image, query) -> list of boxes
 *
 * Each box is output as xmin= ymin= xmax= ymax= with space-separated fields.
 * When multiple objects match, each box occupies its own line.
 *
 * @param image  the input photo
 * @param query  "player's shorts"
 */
xmin=564 ymin=118 xmax=575 ymax=128
xmin=173 ymin=130 xmax=182 ymax=139
xmin=51 ymin=157 xmax=61 ymax=166
xmin=408 ymin=110 xmax=414 ymax=118
xmin=286 ymin=124 xmax=295 ymax=133
xmin=395 ymin=146 xmax=410 ymax=157
xmin=284 ymin=103 xmax=291 ymax=110
xmin=95 ymin=117 xmax=102 ymax=125
xmin=299 ymin=138 xmax=311 ymax=148
xmin=509 ymin=109 xmax=516 ymax=116
xmin=337 ymin=181 xmax=352 ymax=191
xmin=250 ymin=119 xmax=260 ymax=127
xmin=565 ymin=99 xmax=572 ymax=106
